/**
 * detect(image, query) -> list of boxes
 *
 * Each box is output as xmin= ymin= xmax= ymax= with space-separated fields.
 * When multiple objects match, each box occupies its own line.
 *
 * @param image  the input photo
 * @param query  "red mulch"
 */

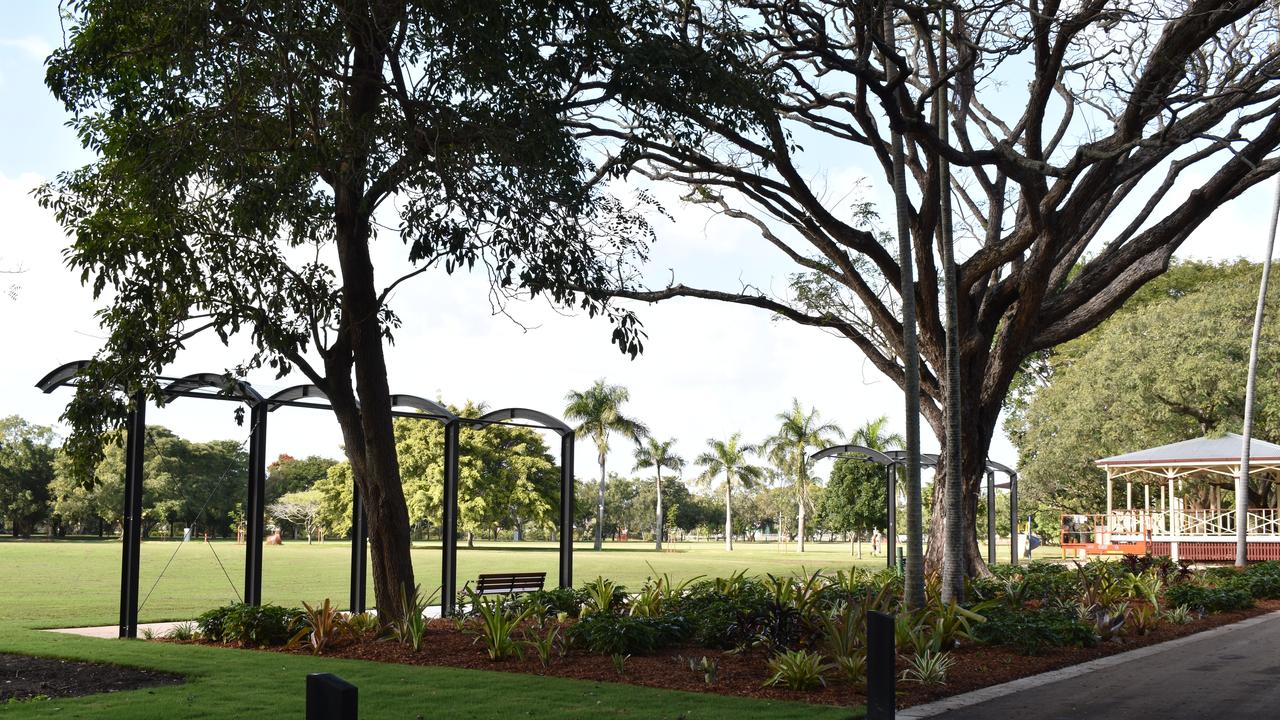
xmin=0 ymin=652 xmax=183 ymax=703
xmin=173 ymin=600 xmax=1280 ymax=710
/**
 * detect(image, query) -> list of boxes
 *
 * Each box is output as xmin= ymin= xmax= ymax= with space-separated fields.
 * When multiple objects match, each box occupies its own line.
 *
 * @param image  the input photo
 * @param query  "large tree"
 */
xmin=564 ymin=380 xmax=649 ymax=550
xmin=40 ymin=1 xmax=653 ymax=619
xmin=582 ymin=0 xmax=1280 ymax=578
xmin=763 ymin=399 xmax=841 ymax=553
xmin=633 ymin=436 xmax=684 ymax=549
xmin=0 ymin=417 xmax=56 ymax=537
xmin=694 ymin=432 xmax=764 ymax=551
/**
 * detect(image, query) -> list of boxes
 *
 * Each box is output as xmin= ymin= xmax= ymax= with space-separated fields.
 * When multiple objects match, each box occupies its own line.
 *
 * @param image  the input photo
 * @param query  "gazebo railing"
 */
xmin=1107 ymin=509 xmax=1280 ymax=538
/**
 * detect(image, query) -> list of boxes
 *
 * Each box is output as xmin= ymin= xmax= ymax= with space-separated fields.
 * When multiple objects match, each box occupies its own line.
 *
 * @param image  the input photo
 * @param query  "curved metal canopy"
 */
xmin=390 ymin=394 xmax=456 ymax=421
xmin=986 ymin=459 xmax=1017 ymax=476
xmin=883 ymin=449 xmax=940 ymax=468
xmin=162 ymin=372 xmax=264 ymax=404
xmin=475 ymin=407 xmax=571 ymax=434
xmin=265 ymin=384 xmax=329 ymax=410
xmin=810 ymin=443 xmax=895 ymax=466
xmin=35 ymin=360 xmax=93 ymax=393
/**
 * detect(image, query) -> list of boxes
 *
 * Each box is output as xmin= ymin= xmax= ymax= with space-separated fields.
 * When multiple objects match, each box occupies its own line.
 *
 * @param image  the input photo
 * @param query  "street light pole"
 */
xmin=1237 ymin=177 xmax=1280 ymax=567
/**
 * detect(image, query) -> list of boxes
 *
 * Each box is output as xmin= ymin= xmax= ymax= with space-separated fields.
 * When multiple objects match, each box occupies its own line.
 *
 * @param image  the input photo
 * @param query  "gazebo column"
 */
xmin=1169 ymin=475 xmax=1179 ymax=561
xmin=119 ymin=390 xmax=146 ymax=639
xmin=1010 ymin=473 xmax=1019 ymax=566
xmin=1126 ymin=481 xmax=1133 ymax=510
xmin=886 ymin=464 xmax=897 ymax=570
xmin=558 ymin=430 xmax=575 ymax=589
xmin=1106 ymin=469 xmax=1113 ymax=518
xmin=440 ymin=420 xmax=460 ymax=616
xmin=986 ymin=470 xmax=996 ymax=566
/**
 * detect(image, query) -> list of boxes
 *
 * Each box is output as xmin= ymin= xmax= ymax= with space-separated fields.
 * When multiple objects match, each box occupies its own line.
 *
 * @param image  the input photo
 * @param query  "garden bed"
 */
xmin=0 ymin=652 xmax=183 ymax=703
xmin=166 ymin=594 xmax=1280 ymax=710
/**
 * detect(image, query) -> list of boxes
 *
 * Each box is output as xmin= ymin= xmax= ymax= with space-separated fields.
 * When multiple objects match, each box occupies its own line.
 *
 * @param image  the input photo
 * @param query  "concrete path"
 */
xmin=44 ymin=621 xmax=189 ymax=639
xmin=902 ymin=610 xmax=1280 ymax=719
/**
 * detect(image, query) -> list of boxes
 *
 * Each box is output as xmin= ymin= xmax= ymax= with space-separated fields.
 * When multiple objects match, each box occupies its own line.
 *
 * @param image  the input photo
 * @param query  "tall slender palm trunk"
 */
xmin=797 ymin=494 xmax=806 ymax=553
xmin=655 ymin=468 xmax=663 ymax=551
xmin=937 ymin=12 xmax=966 ymax=603
xmin=595 ymin=449 xmax=606 ymax=551
xmin=725 ymin=483 xmax=734 ymax=551
xmin=884 ymin=6 xmax=925 ymax=609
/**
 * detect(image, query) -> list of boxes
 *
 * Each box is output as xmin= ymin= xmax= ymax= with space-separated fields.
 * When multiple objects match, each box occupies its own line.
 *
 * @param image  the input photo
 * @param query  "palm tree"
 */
xmin=884 ymin=6 xmax=926 ymax=609
xmin=935 ymin=10 xmax=966 ymax=604
xmin=763 ymin=399 xmax=842 ymax=553
xmin=695 ymin=433 xmax=764 ymax=551
xmin=633 ymin=437 xmax=684 ymax=551
xmin=564 ymin=380 xmax=649 ymax=551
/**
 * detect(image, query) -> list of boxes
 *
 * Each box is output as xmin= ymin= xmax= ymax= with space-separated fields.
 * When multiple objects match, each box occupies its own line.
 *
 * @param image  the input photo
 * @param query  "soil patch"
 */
xmin=0 ymin=652 xmax=183 ymax=703
xmin=177 ymin=600 xmax=1280 ymax=710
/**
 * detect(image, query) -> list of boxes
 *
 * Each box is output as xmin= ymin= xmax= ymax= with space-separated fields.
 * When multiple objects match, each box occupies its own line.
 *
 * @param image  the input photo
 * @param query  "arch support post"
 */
xmin=1010 ymin=474 xmax=1020 ymax=566
xmin=987 ymin=470 xmax=997 ymax=566
xmin=559 ymin=431 xmax=575 ymax=589
xmin=886 ymin=464 xmax=897 ymax=570
xmin=349 ymin=484 xmax=367 ymax=613
xmin=119 ymin=390 xmax=146 ymax=638
xmin=244 ymin=402 xmax=268 ymax=606
xmin=440 ymin=421 xmax=460 ymax=616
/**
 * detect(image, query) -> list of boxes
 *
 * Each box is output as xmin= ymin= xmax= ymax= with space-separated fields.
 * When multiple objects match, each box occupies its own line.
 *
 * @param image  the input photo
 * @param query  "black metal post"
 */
xmin=559 ymin=431 xmax=575 ymax=589
xmin=867 ymin=610 xmax=895 ymax=720
xmin=885 ymin=463 xmax=897 ymax=570
xmin=244 ymin=402 xmax=268 ymax=606
xmin=306 ymin=673 xmax=357 ymax=720
xmin=119 ymin=390 xmax=146 ymax=638
xmin=986 ymin=470 xmax=997 ymax=566
xmin=1010 ymin=473 xmax=1019 ymax=566
xmin=349 ymin=485 xmax=367 ymax=613
xmin=440 ymin=420 xmax=460 ymax=615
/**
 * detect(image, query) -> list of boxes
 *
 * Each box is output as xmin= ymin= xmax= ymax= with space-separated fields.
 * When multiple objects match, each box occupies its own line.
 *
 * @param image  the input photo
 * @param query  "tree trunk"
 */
xmin=725 ymin=482 xmax=734 ymax=551
xmin=797 ymin=494 xmax=806 ymax=553
xmin=923 ymin=378 xmax=997 ymax=578
xmin=885 ymin=6 xmax=926 ymax=610
xmin=655 ymin=468 xmax=663 ymax=551
xmin=595 ymin=450 xmax=607 ymax=551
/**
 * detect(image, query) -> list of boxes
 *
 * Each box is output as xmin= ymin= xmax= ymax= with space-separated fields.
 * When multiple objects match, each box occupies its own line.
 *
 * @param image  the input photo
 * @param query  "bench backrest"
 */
xmin=474 ymin=572 xmax=547 ymax=595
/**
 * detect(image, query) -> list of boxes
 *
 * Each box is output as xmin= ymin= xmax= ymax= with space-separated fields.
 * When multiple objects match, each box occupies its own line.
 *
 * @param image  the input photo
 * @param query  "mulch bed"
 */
xmin=174 ymin=600 xmax=1280 ymax=710
xmin=0 ymin=652 xmax=183 ymax=703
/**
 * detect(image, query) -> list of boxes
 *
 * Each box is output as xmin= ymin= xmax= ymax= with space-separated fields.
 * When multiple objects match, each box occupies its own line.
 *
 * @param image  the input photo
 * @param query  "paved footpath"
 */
xmin=902 ymin=610 xmax=1280 ymax=720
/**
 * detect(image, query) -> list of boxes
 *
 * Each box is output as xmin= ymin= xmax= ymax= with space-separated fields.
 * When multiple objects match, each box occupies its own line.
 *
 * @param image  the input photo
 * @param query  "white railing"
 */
xmin=1110 ymin=509 xmax=1280 ymax=537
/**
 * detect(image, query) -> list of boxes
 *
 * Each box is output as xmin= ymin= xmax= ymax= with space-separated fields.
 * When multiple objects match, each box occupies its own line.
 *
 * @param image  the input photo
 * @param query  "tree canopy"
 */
xmin=0 ymin=417 xmax=57 ymax=537
xmin=1013 ymin=264 xmax=1280 ymax=515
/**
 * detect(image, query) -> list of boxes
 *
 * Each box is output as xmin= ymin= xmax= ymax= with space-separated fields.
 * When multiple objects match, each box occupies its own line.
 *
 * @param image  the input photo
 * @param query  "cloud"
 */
xmin=0 ymin=35 xmax=52 ymax=61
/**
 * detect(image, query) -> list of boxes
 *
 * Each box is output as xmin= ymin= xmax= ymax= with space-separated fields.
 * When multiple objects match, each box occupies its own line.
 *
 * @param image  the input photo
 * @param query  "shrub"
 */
xmin=196 ymin=603 xmax=301 ymax=646
xmin=670 ymin=581 xmax=769 ymax=649
xmin=470 ymin=595 xmax=534 ymax=661
xmin=392 ymin=584 xmax=435 ymax=652
xmin=567 ymin=613 xmax=685 ymax=655
xmin=165 ymin=621 xmax=197 ymax=641
xmin=763 ymin=649 xmax=832 ymax=690
xmin=347 ymin=612 xmax=381 ymax=639
xmin=1165 ymin=584 xmax=1253 ymax=613
xmin=1240 ymin=561 xmax=1280 ymax=599
xmin=580 ymin=577 xmax=628 ymax=617
xmin=515 ymin=587 xmax=585 ymax=618
xmin=974 ymin=606 xmax=1096 ymax=655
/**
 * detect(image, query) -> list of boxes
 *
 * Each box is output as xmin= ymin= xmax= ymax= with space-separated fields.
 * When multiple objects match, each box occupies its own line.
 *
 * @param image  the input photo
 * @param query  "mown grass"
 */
xmin=0 ymin=538 xmax=894 ymax=719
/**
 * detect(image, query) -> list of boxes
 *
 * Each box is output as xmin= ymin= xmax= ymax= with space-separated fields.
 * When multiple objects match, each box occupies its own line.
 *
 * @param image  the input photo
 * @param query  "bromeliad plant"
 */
xmin=763 ymin=649 xmax=833 ymax=691
xmin=289 ymin=598 xmax=350 ymax=655
xmin=901 ymin=650 xmax=955 ymax=686
xmin=522 ymin=622 xmax=562 ymax=671
xmin=391 ymin=584 xmax=436 ymax=652
xmin=470 ymin=594 xmax=535 ymax=661
xmin=580 ymin=576 xmax=626 ymax=617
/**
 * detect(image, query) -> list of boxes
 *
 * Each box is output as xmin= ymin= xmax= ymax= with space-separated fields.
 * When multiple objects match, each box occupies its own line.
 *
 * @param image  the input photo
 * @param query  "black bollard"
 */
xmin=307 ymin=673 xmax=358 ymax=720
xmin=866 ymin=610 xmax=895 ymax=720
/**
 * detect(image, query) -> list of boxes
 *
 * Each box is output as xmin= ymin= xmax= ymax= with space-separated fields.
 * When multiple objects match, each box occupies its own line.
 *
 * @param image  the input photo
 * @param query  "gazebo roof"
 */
xmin=1097 ymin=433 xmax=1280 ymax=471
xmin=1090 ymin=435 xmax=1280 ymax=479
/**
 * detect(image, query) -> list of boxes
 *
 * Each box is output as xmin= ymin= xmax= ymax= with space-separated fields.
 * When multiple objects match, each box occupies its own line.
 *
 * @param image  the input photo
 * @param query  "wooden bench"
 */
xmin=471 ymin=571 xmax=547 ymax=596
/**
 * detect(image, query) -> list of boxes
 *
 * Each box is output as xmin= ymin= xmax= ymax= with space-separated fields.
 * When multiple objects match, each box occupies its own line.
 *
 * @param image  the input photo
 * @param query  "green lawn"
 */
xmin=0 ymin=538 xmax=1053 ymax=718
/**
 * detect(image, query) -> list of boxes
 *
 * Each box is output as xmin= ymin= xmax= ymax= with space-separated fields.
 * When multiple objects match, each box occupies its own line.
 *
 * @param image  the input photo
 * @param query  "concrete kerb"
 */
xmin=897 ymin=609 xmax=1280 ymax=719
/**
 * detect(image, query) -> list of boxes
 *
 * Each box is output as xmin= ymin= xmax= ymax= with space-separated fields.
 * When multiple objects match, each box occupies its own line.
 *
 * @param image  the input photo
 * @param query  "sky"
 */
xmin=1 ymin=4 xmax=1275 ymax=486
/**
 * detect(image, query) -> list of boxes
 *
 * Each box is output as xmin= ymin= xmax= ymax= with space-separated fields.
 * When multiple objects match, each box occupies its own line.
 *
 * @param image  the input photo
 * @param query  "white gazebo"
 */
xmin=1061 ymin=434 xmax=1280 ymax=561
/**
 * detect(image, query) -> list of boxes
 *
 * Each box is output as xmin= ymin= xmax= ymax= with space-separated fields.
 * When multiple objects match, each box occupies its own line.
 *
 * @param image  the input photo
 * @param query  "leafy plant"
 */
xmin=522 ymin=623 xmax=562 ymax=671
xmin=763 ymin=649 xmax=833 ymax=690
xmin=687 ymin=655 xmax=719 ymax=685
xmin=347 ymin=611 xmax=381 ymax=639
xmin=568 ymin=614 xmax=684 ymax=655
xmin=712 ymin=570 xmax=750 ymax=597
xmin=611 ymin=653 xmax=630 ymax=676
xmin=195 ymin=603 xmax=301 ymax=647
xmin=580 ymin=576 xmax=626 ymax=617
xmin=391 ymin=584 xmax=436 ymax=652
xmin=835 ymin=651 xmax=867 ymax=686
xmin=819 ymin=600 xmax=865 ymax=660
xmin=1162 ymin=604 xmax=1194 ymax=625
xmin=289 ymin=598 xmax=349 ymax=655
xmin=1127 ymin=570 xmax=1164 ymax=612
xmin=1165 ymin=583 xmax=1253 ymax=613
xmin=516 ymin=587 xmax=584 ymax=618
xmin=974 ymin=606 xmax=1096 ymax=655
xmin=1080 ymin=602 xmax=1128 ymax=641
xmin=141 ymin=627 xmax=156 ymax=640
xmin=165 ymin=621 xmax=197 ymax=641
xmin=1128 ymin=603 xmax=1159 ymax=635
xmin=902 ymin=650 xmax=955 ymax=685
xmin=470 ymin=594 xmax=534 ymax=661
